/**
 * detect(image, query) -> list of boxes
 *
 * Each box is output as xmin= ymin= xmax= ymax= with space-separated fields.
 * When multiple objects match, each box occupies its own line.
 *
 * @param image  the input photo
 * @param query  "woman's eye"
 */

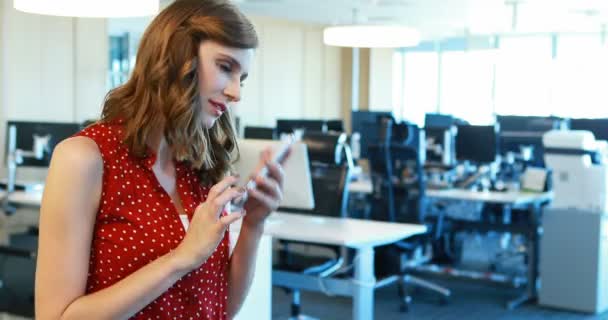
xmin=219 ymin=63 xmax=232 ymax=73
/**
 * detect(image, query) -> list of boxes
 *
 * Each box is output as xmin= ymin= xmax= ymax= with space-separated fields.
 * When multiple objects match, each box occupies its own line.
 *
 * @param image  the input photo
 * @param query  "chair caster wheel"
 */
xmin=400 ymin=296 xmax=412 ymax=312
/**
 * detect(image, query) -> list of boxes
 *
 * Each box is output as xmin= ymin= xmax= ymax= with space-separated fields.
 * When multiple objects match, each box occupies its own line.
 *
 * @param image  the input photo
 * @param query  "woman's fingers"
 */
xmin=253 ymin=175 xmax=282 ymax=202
xmin=247 ymin=188 xmax=279 ymax=210
xmin=219 ymin=211 xmax=244 ymax=226
xmin=207 ymin=175 xmax=239 ymax=201
xmin=264 ymin=160 xmax=285 ymax=189
xmin=212 ymin=187 xmax=246 ymax=214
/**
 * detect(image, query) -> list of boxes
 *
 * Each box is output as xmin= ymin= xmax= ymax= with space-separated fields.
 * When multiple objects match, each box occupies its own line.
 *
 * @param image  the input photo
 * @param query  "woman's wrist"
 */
xmin=167 ymin=248 xmax=198 ymax=275
xmin=241 ymin=217 xmax=265 ymax=237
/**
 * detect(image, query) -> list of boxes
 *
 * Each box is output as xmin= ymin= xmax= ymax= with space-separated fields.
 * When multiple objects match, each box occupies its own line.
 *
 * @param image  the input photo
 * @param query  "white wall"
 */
xmin=0 ymin=2 xmax=108 ymax=181
xmin=237 ymin=16 xmax=344 ymax=128
xmin=368 ymin=48 xmax=396 ymax=112
xmin=0 ymin=2 xmax=5 ymax=170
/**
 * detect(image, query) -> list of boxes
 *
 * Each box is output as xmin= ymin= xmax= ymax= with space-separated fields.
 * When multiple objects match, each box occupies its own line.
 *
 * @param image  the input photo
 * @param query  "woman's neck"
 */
xmin=148 ymin=130 xmax=173 ymax=169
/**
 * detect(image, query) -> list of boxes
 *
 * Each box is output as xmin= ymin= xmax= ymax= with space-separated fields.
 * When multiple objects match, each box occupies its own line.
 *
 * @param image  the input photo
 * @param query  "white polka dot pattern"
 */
xmin=77 ymin=122 xmax=230 ymax=320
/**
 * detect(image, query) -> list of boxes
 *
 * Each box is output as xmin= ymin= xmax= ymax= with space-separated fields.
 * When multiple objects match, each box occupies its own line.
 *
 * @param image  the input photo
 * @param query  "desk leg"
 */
xmin=353 ymin=247 xmax=375 ymax=320
xmin=506 ymin=203 xmax=541 ymax=310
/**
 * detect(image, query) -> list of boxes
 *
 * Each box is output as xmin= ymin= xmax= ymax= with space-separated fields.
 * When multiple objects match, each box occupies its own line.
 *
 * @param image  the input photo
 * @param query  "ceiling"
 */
xmin=121 ymin=0 xmax=608 ymax=40
xmin=232 ymin=0 xmax=608 ymax=39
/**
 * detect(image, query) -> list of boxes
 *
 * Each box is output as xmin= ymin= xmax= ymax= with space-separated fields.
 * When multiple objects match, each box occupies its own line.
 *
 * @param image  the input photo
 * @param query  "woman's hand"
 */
xmin=174 ymin=175 xmax=244 ymax=270
xmin=242 ymin=149 xmax=288 ymax=230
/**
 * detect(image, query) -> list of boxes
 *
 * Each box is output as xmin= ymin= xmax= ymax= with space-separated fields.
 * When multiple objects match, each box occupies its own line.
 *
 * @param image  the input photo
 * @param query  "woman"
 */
xmin=34 ymin=1 xmax=284 ymax=319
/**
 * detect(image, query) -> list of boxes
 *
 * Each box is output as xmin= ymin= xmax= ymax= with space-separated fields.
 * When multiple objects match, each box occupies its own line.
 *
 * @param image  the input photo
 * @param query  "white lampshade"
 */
xmin=323 ymin=25 xmax=421 ymax=48
xmin=13 ymin=0 xmax=159 ymax=18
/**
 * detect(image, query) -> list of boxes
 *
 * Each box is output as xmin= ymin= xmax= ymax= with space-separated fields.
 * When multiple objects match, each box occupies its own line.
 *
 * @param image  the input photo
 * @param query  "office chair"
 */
xmin=0 ymin=235 xmax=37 ymax=318
xmin=275 ymin=131 xmax=353 ymax=320
xmin=243 ymin=126 xmax=277 ymax=140
xmin=367 ymin=119 xmax=451 ymax=312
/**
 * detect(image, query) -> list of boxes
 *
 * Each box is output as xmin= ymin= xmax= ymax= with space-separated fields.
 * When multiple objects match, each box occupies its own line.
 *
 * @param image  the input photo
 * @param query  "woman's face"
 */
xmin=197 ymin=40 xmax=254 ymax=129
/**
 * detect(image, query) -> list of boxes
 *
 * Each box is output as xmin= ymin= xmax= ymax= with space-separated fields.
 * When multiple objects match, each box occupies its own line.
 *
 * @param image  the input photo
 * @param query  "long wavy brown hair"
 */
xmin=101 ymin=0 xmax=258 ymax=184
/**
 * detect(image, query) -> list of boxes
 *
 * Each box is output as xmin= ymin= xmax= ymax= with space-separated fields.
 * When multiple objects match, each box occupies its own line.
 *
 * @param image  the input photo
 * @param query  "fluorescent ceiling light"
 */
xmin=13 ymin=0 xmax=159 ymax=18
xmin=323 ymin=25 xmax=420 ymax=48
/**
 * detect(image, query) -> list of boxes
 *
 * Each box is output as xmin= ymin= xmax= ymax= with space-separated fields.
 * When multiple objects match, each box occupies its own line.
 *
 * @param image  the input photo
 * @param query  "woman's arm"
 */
xmin=35 ymin=137 xmax=243 ymax=320
xmin=225 ymin=222 xmax=264 ymax=319
xmin=35 ymin=137 xmax=193 ymax=320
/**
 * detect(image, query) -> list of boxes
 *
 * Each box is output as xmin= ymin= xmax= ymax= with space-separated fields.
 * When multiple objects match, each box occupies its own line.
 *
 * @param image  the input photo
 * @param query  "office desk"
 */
xmin=0 ymin=190 xmax=43 ymax=207
xmin=425 ymin=189 xmax=552 ymax=309
xmin=267 ymin=212 xmax=426 ymax=320
xmin=349 ymin=177 xmax=373 ymax=194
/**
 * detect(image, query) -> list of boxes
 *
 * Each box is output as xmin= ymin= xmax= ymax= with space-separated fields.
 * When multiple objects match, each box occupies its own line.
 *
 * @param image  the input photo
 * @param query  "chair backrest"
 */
xmin=282 ymin=132 xmax=352 ymax=218
xmin=243 ymin=126 xmax=276 ymax=140
xmin=368 ymin=121 xmax=427 ymax=224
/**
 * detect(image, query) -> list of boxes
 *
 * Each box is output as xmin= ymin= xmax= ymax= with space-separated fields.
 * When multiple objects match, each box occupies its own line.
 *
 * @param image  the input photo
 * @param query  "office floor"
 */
xmin=1 ymin=270 xmax=606 ymax=320
xmin=272 ymin=277 xmax=608 ymax=320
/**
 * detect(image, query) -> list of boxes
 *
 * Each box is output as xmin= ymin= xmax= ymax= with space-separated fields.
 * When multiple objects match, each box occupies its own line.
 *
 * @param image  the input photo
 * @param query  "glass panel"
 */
xmin=401 ymin=51 xmax=439 ymax=126
xmin=494 ymin=36 xmax=553 ymax=116
xmin=440 ymin=50 xmax=495 ymax=124
xmin=552 ymin=35 xmax=608 ymax=118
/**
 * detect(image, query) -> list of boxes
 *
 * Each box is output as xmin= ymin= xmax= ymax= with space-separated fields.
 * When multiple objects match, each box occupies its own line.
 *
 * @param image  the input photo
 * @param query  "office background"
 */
xmin=2 ymin=1 xmax=608 ymax=319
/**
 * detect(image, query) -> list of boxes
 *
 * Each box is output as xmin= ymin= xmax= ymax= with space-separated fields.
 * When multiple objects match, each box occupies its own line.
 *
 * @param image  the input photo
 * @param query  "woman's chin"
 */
xmin=202 ymin=115 xmax=218 ymax=129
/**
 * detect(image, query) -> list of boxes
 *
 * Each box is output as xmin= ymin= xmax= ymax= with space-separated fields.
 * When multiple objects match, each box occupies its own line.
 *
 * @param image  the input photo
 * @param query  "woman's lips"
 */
xmin=209 ymin=100 xmax=227 ymax=115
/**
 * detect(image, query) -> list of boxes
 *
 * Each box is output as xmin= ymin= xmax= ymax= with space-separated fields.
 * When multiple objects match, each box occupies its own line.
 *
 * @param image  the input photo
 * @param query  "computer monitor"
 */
xmin=243 ymin=126 xmax=276 ymax=140
xmin=425 ymin=113 xmax=455 ymax=129
xmin=276 ymin=119 xmax=326 ymax=136
xmin=234 ymin=139 xmax=315 ymax=210
xmin=4 ymin=121 xmax=81 ymax=167
xmin=455 ymin=125 xmax=499 ymax=164
xmin=499 ymin=133 xmax=546 ymax=167
xmin=569 ymin=118 xmax=608 ymax=141
xmin=496 ymin=115 xmax=561 ymax=133
xmin=350 ymin=111 xmax=393 ymax=159
xmin=325 ymin=119 xmax=344 ymax=132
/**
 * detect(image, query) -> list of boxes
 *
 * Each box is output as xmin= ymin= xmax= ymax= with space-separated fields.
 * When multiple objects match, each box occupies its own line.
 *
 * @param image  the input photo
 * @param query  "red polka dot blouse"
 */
xmin=76 ymin=122 xmax=230 ymax=319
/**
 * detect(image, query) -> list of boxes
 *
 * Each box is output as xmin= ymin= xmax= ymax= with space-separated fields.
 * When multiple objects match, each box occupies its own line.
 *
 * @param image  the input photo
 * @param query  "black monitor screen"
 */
xmin=243 ymin=126 xmax=276 ymax=140
xmin=5 ymin=121 xmax=81 ymax=167
xmin=326 ymin=120 xmax=344 ymax=132
xmin=455 ymin=125 xmax=498 ymax=163
xmin=496 ymin=115 xmax=561 ymax=133
xmin=425 ymin=113 xmax=455 ymax=129
xmin=570 ymin=118 xmax=608 ymax=141
xmin=276 ymin=119 xmax=326 ymax=136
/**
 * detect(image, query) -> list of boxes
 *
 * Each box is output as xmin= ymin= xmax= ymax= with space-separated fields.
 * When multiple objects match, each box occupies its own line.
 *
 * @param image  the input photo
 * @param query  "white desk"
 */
xmin=349 ymin=178 xmax=373 ymax=194
xmin=0 ymin=190 xmax=43 ymax=207
xmin=267 ymin=212 xmax=427 ymax=320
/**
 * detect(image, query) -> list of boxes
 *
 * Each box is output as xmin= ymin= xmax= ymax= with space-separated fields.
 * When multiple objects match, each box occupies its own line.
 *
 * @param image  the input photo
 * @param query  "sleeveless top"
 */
xmin=76 ymin=122 xmax=230 ymax=320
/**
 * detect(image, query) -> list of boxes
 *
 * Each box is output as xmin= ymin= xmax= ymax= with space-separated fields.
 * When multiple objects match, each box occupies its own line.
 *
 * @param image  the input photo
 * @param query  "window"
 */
xmin=494 ymin=36 xmax=553 ymax=116
xmin=551 ymin=35 xmax=608 ymax=118
xmin=400 ymin=51 xmax=438 ymax=126
xmin=439 ymin=50 xmax=495 ymax=124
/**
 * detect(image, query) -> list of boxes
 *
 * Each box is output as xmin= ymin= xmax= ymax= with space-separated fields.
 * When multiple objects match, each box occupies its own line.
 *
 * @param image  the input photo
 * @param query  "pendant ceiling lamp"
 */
xmin=13 ymin=0 xmax=159 ymax=18
xmin=323 ymin=24 xmax=421 ymax=48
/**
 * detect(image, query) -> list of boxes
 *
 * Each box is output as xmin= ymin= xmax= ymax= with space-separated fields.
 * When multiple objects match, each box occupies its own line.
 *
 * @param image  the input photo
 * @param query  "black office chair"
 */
xmin=367 ymin=119 xmax=451 ymax=312
xmin=0 ymin=233 xmax=37 ymax=318
xmin=275 ymin=131 xmax=353 ymax=320
xmin=243 ymin=126 xmax=277 ymax=140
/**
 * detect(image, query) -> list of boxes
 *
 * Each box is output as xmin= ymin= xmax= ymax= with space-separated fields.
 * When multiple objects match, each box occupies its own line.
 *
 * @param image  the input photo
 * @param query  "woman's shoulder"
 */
xmin=52 ymin=136 xmax=103 ymax=170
